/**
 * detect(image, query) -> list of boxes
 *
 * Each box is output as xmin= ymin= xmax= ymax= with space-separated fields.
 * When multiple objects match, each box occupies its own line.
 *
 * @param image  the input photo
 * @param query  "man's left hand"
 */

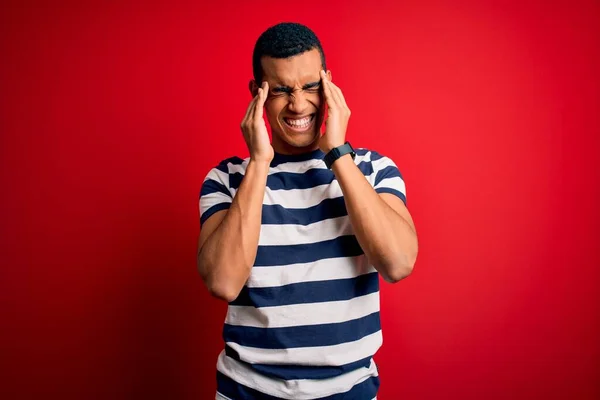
xmin=319 ymin=70 xmax=351 ymax=154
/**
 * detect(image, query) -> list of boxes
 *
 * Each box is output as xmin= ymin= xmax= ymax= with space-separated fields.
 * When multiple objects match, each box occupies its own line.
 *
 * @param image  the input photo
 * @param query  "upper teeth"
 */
xmin=287 ymin=116 xmax=311 ymax=126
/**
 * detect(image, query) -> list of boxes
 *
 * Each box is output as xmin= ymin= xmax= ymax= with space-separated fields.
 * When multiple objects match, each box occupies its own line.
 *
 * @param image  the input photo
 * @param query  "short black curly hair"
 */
xmin=252 ymin=22 xmax=327 ymax=83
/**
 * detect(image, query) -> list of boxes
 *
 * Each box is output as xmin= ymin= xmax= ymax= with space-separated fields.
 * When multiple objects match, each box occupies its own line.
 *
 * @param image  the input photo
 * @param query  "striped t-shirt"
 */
xmin=199 ymin=147 xmax=407 ymax=400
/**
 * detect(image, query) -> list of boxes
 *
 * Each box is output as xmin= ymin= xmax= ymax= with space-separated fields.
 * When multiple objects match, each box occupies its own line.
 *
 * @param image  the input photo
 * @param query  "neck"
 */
xmin=271 ymin=134 xmax=321 ymax=156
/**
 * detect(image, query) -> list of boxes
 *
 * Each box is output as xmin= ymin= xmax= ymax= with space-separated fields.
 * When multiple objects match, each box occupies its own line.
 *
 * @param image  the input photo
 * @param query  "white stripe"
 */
xmin=224 ymin=149 xmax=377 ymax=182
xmin=225 ymin=291 xmax=380 ymax=328
xmin=226 ymin=148 xmax=370 ymax=174
xmin=228 ymin=158 xmax=325 ymax=175
xmin=375 ymin=176 xmax=406 ymax=193
xmin=226 ymin=160 xmax=249 ymax=175
xmin=231 ymin=180 xmax=345 ymax=209
xmin=206 ymin=167 xmax=230 ymax=186
xmin=246 ymin=255 xmax=375 ymax=288
xmin=226 ymin=329 xmax=382 ymax=366
xmin=261 ymin=181 xmax=342 ymax=208
xmin=199 ymin=194 xmax=231 ymax=217
xmin=369 ymin=153 xmax=395 ymax=171
xmin=217 ymin=349 xmax=379 ymax=399
xmin=354 ymin=150 xmax=371 ymax=164
xmin=215 ymin=392 xmax=231 ymax=400
xmin=258 ymin=215 xmax=352 ymax=246
xmin=228 ymin=162 xmax=399 ymax=210
xmin=200 ymin=168 xmax=232 ymax=217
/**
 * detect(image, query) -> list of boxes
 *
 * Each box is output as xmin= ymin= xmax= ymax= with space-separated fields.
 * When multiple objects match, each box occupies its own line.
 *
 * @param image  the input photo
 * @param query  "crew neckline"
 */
xmin=271 ymin=148 xmax=325 ymax=165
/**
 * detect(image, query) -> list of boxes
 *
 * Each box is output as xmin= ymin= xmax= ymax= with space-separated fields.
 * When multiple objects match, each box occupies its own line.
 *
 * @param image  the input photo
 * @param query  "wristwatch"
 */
xmin=323 ymin=142 xmax=356 ymax=169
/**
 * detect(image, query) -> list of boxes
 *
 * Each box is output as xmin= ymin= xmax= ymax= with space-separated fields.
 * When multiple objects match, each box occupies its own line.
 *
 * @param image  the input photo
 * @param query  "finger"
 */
xmin=254 ymin=82 xmax=268 ymax=120
xmin=243 ymin=96 xmax=258 ymax=126
xmin=325 ymin=78 xmax=346 ymax=109
xmin=327 ymin=80 xmax=348 ymax=109
xmin=327 ymin=81 xmax=343 ymax=109
xmin=262 ymin=81 xmax=269 ymax=100
xmin=242 ymin=97 xmax=256 ymax=125
xmin=320 ymin=70 xmax=337 ymax=109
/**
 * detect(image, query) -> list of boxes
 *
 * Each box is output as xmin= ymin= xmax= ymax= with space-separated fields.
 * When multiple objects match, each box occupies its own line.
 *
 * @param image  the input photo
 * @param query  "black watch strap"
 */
xmin=324 ymin=142 xmax=356 ymax=169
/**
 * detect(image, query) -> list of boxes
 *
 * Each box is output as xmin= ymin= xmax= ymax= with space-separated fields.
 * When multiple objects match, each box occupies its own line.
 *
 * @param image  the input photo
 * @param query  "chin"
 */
xmin=283 ymin=128 xmax=321 ymax=148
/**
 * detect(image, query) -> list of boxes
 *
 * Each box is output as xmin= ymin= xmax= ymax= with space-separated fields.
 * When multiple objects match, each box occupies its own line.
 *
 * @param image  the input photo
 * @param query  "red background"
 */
xmin=1 ymin=1 xmax=599 ymax=399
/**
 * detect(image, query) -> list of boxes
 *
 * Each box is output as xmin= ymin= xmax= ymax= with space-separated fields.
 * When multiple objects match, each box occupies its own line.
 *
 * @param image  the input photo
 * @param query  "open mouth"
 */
xmin=283 ymin=114 xmax=316 ymax=132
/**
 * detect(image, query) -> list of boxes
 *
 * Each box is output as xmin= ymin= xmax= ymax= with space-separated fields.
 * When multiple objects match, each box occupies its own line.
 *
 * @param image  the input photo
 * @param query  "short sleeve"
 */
xmin=199 ymin=162 xmax=233 ymax=227
xmin=368 ymin=150 xmax=407 ymax=206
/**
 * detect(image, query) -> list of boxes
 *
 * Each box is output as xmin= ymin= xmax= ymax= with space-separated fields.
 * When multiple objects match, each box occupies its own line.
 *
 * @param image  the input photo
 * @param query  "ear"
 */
xmin=249 ymin=80 xmax=259 ymax=97
xmin=326 ymin=70 xmax=332 ymax=81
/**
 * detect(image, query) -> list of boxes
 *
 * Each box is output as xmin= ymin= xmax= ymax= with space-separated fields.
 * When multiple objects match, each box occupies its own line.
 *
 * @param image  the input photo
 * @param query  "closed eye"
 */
xmin=302 ymin=82 xmax=321 ymax=93
xmin=269 ymin=81 xmax=321 ymax=97
xmin=271 ymin=87 xmax=292 ymax=95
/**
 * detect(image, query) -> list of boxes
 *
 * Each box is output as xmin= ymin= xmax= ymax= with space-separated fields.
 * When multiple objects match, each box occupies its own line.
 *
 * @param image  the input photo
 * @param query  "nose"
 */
xmin=287 ymin=90 xmax=310 ymax=114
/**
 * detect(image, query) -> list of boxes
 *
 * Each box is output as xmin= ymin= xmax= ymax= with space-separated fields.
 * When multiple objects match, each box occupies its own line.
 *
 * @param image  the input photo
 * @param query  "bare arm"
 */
xmin=332 ymin=155 xmax=418 ymax=283
xmin=197 ymin=81 xmax=273 ymax=302
xmin=197 ymin=159 xmax=270 ymax=302
xmin=318 ymin=69 xmax=418 ymax=283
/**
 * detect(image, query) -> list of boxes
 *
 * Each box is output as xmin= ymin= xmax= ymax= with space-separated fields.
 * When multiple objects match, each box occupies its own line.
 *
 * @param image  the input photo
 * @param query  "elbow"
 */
xmin=380 ymin=251 xmax=418 ymax=284
xmin=203 ymin=273 xmax=241 ymax=303
xmin=197 ymin=260 xmax=243 ymax=303
xmin=207 ymin=283 xmax=240 ymax=303
xmin=383 ymin=264 xmax=413 ymax=284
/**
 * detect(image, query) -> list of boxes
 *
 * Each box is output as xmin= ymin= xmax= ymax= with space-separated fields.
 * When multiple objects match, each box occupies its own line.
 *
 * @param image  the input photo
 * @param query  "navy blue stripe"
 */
xmin=374 ymin=165 xmax=402 ymax=186
xmin=253 ymin=356 xmax=372 ymax=380
xmin=224 ymin=312 xmax=380 ymax=349
xmin=215 ymin=163 xmax=229 ymax=174
xmin=200 ymin=178 xmax=231 ymax=198
xmin=316 ymin=375 xmax=380 ymax=399
xmin=261 ymin=196 xmax=347 ymax=226
xmin=225 ymin=346 xmax=373 ymax=380
xmin=232 ymin=161 xmax=374 ymax=192
xmin=217 ymin=370 xmax=379 ymax=400
xmin=223 ymin=156 xmax=245 ymax=166
xmin=231 ymin=168 xmax=335 ymax=190
xmin=200 ymin=203 xmax=231 ymax=226
xmin=377 ymin=187 xmax=407 ymax=206
xmin=255 ymin=234 xmax=363 ymax=266
xmin=270 ymin=148 xmax=325 ymax=167
xmin=369 ymin=150 xmax=384 ymax=161
xmin=217 ymin=370 xmax=284 ymax=400
xmin=230 ymin=271 xmax=379 ymax=307
xmin=214 ymin=156 xmax=243 ymax=174
xmin=356 ymin=160 xmax=374 ymax=176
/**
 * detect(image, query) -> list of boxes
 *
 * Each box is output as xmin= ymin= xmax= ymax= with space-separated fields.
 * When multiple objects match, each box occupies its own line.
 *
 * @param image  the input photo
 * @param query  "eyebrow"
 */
xmin=272 ymin=81 xmax=321 ymax=92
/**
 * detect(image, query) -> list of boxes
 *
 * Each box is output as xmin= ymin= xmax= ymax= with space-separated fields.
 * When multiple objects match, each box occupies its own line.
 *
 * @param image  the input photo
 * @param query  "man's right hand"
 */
xmin=241 ymin=81 xmax=273 ymax=163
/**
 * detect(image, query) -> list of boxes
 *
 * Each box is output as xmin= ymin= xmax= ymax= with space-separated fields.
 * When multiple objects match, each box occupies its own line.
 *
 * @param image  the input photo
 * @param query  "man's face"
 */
xmin=254 ymin=49 xmax=331 ymax=154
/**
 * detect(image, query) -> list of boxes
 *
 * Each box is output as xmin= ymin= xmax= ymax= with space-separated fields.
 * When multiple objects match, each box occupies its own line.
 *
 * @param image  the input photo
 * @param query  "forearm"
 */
xmin=198 ymin=159 xmax=270 ymax=300
xmin=332 ymin=155 xmax=418 ymax=282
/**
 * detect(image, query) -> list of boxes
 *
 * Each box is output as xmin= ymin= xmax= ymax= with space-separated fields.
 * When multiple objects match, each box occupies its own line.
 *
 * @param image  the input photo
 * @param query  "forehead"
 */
xmin=260 ymin=48 xmax=322 ymax=84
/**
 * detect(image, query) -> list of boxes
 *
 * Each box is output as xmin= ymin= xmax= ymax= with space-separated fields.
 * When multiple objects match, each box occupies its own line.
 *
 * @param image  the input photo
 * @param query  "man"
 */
xmin=198 ymin=22 xmax=418 ymax=399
